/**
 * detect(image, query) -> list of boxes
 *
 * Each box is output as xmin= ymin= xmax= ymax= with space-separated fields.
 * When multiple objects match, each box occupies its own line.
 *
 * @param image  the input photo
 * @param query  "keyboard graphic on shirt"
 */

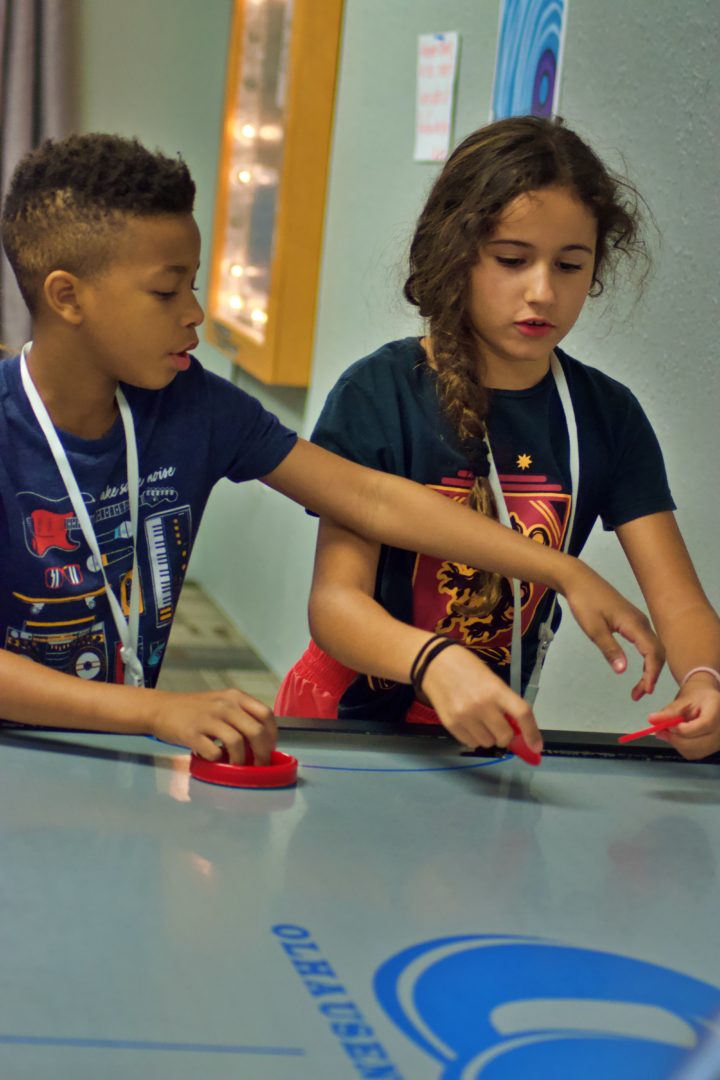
xmin=144 ymin=506 xmax=192 ymax=627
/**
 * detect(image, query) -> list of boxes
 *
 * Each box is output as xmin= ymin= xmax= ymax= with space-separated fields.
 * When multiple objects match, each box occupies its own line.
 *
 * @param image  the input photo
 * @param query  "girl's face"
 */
xmin=468 ymin=185 xmax=597 ymax=387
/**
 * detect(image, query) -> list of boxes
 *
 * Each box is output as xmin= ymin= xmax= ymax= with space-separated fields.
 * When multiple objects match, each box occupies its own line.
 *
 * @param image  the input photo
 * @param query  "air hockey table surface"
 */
xmin=0 ymin=718 xmax=719 ymax=1080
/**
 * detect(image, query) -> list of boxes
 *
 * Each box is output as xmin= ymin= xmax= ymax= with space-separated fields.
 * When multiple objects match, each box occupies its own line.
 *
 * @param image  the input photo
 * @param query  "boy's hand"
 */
xmin=647 ymin=675 xmax=720 ymax=761
xmin=561 ymin=563 xmax=664 ymax=697
xmin=421 ymin=644 xmax=543 ymax=756
xmin=148 ymin=689 xmax=277 ymax=764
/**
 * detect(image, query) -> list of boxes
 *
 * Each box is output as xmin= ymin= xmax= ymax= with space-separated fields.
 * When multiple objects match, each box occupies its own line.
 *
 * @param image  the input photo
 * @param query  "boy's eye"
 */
xmin=153 ymin=291 xmax=177 ymax=299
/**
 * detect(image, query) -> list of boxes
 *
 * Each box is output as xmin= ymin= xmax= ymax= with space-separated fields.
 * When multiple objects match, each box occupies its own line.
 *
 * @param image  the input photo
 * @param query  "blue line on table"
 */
xmin=300 ymin=757 xmax=509 ymax=773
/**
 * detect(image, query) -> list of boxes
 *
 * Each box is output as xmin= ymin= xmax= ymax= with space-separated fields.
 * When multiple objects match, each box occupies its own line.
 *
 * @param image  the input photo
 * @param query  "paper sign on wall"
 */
xmin=414 ymin=32 xmax=460 ymax=162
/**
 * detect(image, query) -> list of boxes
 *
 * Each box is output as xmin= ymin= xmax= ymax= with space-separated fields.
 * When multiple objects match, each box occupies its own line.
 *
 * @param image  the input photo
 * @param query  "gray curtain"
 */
xmin=0 ymin=0 xmax=72 ymax=348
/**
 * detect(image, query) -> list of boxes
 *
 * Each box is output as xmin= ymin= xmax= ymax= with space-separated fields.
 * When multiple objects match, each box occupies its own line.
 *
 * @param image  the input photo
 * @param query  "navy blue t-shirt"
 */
xmin=311 ymin=337 xmax=675 ymax=721
xmin=0 ymin=355 xmax=296 ymax=686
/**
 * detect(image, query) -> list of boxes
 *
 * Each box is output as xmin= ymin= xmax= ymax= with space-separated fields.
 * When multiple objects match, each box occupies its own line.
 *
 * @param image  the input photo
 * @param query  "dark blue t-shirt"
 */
xmin=311 ymin=337 xmax=675 ymax=721
xmin=0 ymin=355 xmax=296 ymax=686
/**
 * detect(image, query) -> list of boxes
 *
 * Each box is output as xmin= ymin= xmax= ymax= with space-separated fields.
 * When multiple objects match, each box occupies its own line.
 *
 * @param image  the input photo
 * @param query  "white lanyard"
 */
xmin=485 ymin=352 xmax=579 ymax=705
xmin=20 ymin=343 xmax=145 ymax=687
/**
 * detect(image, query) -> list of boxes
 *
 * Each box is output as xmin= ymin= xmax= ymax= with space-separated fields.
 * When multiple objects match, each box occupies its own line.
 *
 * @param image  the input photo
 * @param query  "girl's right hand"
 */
xmin=421 ymin=644 xmax=543 ymax=755
xmin=148 ymin=688 xmax=277 ymax=764
xmin=561 ymin=561 xmax=664 ymax=698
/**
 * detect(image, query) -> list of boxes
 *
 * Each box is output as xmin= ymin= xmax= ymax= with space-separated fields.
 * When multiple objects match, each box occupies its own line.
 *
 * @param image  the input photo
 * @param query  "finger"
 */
xmin=193 ymin=734 xmax=226 ymax=761
xmin=234 ymin=719 xmax=273 ymax=765
xmin=614 ymin=624 xmax=664 ymax=692
xmin=224 ymin=690 xmax=278 ymax=746
xmin=647 ymin=704 xmax=701 ymax=736
xmin=211 ymin=700 xmax=275 ymax=764
xmin=231 ymin=690 xmax=278 ymax=741
xmin=661 ymin=717 xmax=710 ymax=739
xmin=217 ymin=724 xmax=255 ymax=765
xmin=199 ymin=719 xmax=250 ymax=764
xmin=500 ymin=698 xmax=543 ymax=753
xmin=587 ymin=619 xmax=628 ymax=674
xmin=647 ymin=703 xmax=690 ymax=722
xmin=453 ymin=718 xmax=496 ymax=750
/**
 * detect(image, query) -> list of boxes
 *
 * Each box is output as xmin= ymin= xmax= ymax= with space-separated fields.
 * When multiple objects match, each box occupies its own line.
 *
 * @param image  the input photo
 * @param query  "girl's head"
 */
xmin=405 ymin=115 xmax=646 ymax=320
xmin=405 ymin=116 xmax=648 ymax=617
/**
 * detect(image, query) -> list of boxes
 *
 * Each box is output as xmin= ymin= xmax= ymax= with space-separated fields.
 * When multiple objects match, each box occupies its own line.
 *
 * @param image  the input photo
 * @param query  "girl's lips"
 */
xmin=514 ymin=321 xmax=555 ymax=338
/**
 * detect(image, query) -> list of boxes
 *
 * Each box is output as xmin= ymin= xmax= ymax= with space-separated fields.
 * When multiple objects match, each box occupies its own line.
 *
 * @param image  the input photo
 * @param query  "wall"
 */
xmin=74 ymin=0 xmax=719 ymax=731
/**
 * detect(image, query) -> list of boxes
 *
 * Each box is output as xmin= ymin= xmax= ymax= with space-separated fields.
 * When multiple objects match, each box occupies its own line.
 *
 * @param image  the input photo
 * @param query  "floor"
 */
xmin=156 ymin=580 xmax=281 ymax=708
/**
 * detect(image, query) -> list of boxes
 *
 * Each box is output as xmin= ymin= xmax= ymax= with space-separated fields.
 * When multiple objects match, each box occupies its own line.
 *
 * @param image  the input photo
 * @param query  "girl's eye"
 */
xmin=558 ymin=262 xmax=583 ymax=272
xmin=153 ymin=291 xmax=177 ymax=300
xmin=496 ymin=256 xmax=524 ymax=268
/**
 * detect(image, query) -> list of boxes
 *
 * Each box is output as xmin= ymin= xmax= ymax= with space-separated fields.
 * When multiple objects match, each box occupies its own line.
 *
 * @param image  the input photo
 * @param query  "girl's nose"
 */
xmin=524 ymin=265 xmax=555 ymax=304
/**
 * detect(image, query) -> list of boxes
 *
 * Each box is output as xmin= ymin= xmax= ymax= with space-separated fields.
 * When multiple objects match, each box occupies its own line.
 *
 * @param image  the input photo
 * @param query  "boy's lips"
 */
xmin=168 ymin=340 xmax=198 ymax=372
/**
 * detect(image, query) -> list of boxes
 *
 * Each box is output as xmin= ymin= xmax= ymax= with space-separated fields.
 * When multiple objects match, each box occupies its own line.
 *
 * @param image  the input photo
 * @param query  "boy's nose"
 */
xmin=186 ymin=293 xmax=205 ymax=327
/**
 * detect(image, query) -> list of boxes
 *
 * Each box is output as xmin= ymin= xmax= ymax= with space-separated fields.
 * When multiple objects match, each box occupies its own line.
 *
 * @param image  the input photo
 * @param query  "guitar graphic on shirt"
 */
xmin=23 ymin=488 xmax=177 ymax=557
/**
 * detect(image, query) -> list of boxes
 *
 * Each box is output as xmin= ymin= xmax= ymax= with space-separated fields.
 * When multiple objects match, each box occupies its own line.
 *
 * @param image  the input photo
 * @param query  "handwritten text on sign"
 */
xmin=414 ymin=32 xmax=460 ymax=162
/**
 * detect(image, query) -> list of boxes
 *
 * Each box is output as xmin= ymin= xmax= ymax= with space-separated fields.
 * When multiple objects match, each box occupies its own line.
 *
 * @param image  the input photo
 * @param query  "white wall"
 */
xmin=75 ymin=0 xmax=719 ymax=731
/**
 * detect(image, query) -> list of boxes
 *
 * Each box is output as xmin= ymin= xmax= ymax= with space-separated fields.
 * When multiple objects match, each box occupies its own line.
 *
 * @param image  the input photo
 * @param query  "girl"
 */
xmin=277 ymin=116 xmax=720 ymax=762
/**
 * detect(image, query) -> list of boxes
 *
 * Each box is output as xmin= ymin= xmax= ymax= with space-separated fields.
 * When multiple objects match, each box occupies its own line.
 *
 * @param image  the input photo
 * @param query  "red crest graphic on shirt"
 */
xmin=412 ymin=470 xmax=571 ymax=669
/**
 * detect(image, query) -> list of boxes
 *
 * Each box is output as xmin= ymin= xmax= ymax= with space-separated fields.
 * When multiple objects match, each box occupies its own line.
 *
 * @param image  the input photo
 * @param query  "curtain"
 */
xmin=0 ymin=0 xmax=72 ymax=347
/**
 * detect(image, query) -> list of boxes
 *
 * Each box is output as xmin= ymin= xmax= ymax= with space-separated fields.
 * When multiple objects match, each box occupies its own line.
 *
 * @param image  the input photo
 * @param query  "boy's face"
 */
xmin=75 ymin=213 xmax=204 ymax=390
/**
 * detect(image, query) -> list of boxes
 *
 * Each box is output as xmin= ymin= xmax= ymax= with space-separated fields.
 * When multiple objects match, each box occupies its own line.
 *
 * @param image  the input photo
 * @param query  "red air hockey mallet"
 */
xmin=190 ymin=738 xmax=298 ymax=788
xmin=618 ymin=715 xmax=685 ymax=745
xmin=505 ymin=715 xmax=543 ymax=766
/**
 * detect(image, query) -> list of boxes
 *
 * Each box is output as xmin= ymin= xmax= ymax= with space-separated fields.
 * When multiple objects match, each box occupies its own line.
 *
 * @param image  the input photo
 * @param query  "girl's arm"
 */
xmin=265 ymin=438 xmax=663 ymax=692
xmin=617 ymin=511 xmax=720 ymax=759
xmin=308 ymin=518 xmax=542 ymax=752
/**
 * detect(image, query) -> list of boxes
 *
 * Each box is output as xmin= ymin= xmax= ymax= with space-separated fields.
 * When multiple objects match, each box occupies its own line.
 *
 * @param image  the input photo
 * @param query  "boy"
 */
xmin=0 ymin=134 xmax=661 ymax=765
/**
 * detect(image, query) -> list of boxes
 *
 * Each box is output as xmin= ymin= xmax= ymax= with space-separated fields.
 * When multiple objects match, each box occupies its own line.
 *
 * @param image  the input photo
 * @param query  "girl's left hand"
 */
xmin=647 ymin=680 xmax=720 ymax=760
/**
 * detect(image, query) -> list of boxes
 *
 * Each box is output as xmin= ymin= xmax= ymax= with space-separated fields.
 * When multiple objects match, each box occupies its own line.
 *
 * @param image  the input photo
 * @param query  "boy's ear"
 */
xmin=42 ymin=270 xmax=86 ymax=325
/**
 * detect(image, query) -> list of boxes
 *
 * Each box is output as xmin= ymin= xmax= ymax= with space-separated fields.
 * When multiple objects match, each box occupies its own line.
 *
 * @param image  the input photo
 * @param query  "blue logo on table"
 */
xmin=374 ymin=934 xmax=720 ymax=1078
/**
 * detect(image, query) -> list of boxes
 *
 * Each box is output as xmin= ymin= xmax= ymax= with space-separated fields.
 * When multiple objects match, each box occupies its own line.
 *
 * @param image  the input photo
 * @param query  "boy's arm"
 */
xmin=309 ymin=518 xmax=543 ymax=753
xmin=264 ymin=438 xmax=663 ymax=693
xmin=617 ymin=511 xmax=720 ymax=759
xmin=0 ymin=649 xmax=276 ymax=764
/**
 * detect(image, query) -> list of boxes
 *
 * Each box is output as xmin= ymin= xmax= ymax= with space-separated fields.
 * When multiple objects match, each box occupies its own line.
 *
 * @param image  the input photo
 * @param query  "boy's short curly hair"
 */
xmin=1 ymin=133 xmax=196 ymax=314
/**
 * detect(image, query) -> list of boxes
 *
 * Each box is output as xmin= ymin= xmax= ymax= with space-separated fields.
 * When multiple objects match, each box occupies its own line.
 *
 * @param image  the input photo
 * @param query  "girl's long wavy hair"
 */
xmin=404 ymin=115 xmax=648 ymax=617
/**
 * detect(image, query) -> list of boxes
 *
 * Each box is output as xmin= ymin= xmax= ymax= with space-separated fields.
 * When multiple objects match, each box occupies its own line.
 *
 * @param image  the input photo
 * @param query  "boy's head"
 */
xmin=1 ymin=133 xmax=196 ymax=316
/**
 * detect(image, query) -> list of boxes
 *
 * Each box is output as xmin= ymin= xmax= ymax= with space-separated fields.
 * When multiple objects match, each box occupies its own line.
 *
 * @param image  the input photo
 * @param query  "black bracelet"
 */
xmin=409 ymin=634 xmax=444 ymax=688
xmin=410 ymin=635 xmax=458 ymax=696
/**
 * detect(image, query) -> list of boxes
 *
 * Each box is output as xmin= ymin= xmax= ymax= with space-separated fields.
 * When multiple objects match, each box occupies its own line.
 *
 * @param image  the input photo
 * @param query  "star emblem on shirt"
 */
xmin=516 ymin=453 xmax=533 ymax=470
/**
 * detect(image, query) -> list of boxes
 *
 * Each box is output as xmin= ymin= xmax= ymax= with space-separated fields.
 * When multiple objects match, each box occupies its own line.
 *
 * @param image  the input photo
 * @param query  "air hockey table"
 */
xmin=0 ymin=717 xmax=719 ymax=1080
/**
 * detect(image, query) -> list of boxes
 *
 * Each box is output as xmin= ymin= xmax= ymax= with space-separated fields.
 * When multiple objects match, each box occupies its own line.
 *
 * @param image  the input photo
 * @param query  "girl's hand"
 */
xmin=647 ymin=674 xmax=720 ymax=760
xmin=421 ymin=644 xmax=543 ymax=755
xmin=148 ymin=688 xmax=277 ymax=764
xmin=561 ymin=562 xmax=664 ymax=698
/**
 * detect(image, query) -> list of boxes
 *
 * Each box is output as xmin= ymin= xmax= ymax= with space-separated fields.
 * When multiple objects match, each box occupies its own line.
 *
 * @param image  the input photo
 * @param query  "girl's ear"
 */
xmin=42 ymin=270 xmax=85 ymax=325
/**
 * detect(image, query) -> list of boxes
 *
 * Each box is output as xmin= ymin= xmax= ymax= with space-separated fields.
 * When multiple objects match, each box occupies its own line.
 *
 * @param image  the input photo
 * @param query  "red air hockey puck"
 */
xmin=190 ymin=746 xmax=298 ymax=789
